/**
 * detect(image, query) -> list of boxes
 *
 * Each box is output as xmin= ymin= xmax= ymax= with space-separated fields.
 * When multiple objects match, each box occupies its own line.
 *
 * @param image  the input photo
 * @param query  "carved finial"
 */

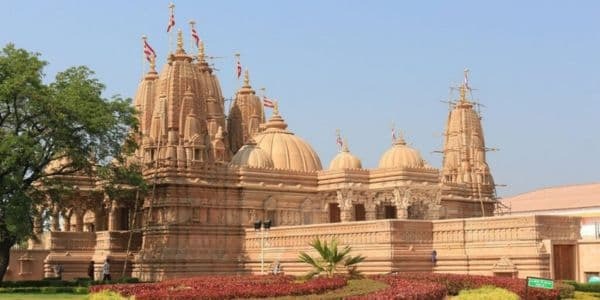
xmin=243 ymin=69 xmax=250 ymax=86
xmin=198 ymin=40 xmax=205 ymax=62
xmin=342 ymin=138 xmax=349 ymax=152
xmin=459 ymin=68 xmax=470 ymax=102
xmin=273 ymin=100 xmax=279 ymax=115
xmin=177 ymin=29 xmax=183 ymax=51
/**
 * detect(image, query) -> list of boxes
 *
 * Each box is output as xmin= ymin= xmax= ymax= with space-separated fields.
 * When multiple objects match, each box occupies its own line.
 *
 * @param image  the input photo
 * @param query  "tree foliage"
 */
xmin=0 ymin=44 xmax=140 ymax=281
xmin=298 ymin=237 xmax=366 ymax=279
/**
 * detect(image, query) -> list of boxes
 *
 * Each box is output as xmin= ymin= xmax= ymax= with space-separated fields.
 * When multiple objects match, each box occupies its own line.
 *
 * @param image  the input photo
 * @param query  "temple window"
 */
xmin=194 ymin=148 xmax=201 ymax=161
xmin=384 ymin=205 xmax=397 ymax=219
xmin=329 ymin=203 xmax=341 ymax=223
xmin=354 ymin=204 xmax=366 ymax=221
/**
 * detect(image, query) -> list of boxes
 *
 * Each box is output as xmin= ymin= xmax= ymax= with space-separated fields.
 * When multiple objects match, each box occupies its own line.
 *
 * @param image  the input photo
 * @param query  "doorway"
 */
xmin=553 ymin=244 xmax=576 ymax=280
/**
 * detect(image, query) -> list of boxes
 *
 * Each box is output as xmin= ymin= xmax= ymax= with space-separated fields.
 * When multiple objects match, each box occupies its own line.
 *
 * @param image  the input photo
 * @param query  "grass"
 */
xmin=0 ymin=293 xmax=88 ymax=300
xmin=452 ymin=286 xmax=519 ymax=300
xmin=574 ymin=291 xmax=600 ymax=299
xmin=265 ymin=278 xmax=388 ymax=299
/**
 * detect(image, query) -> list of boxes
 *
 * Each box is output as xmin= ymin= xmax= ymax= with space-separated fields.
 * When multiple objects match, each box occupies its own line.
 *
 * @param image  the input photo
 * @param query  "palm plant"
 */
xmin=298 ymin=237 xmax=366 ymax=278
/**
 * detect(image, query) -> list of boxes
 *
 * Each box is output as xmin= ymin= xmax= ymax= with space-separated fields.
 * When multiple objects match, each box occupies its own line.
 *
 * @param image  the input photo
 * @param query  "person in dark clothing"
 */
xmin=88 ymin=261 xmax=95 ymax=281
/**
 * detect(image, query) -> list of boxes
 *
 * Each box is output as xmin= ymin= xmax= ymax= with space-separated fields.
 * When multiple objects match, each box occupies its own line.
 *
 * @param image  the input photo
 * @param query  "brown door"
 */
xmin=354 ymin=204 xmax=366 ymax=221
xmin=553 ymin=244 xmax=576 ymax=280
xmin=329 ymin=203 xmax=340 ymax=223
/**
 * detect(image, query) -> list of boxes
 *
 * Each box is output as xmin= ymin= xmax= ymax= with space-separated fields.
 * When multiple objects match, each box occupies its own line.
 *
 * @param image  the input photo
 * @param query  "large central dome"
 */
xmin=253 ymin=112 xmax=322 ymax=172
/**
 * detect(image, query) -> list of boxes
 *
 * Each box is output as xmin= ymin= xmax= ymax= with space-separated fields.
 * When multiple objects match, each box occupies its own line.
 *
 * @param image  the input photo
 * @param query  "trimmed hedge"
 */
xmin=563 ymin=280 xmax=600 ymax=293
xmin=0 ymin=286 xmax=88 ymax=294
xmin=0 ymin=277 xmax=140 ymax=288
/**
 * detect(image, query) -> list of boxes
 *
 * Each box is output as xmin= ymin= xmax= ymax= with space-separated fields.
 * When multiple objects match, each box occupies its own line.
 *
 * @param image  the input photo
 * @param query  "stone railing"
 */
xmin=49 ymin=232 xmax=96 ymax=251
xmin=95 ymin=231 xmax=142 ymax=252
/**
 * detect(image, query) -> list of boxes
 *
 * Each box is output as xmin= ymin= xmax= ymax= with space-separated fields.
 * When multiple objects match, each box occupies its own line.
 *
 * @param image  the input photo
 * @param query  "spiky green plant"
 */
xmin=298 ymin=237 xmax=366 ymax=278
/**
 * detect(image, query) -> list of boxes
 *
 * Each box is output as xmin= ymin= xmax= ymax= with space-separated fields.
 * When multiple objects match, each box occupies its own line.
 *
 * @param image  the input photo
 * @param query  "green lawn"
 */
xmin=266 ymin=278 xmax=388 ymax=299
xmin=0 ymin=294 xmax=88 ymax=300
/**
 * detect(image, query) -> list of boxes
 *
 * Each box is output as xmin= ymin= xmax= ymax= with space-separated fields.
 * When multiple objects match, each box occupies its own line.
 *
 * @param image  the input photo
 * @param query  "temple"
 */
xmin=6 ymin=20 xmax=583 ymax=283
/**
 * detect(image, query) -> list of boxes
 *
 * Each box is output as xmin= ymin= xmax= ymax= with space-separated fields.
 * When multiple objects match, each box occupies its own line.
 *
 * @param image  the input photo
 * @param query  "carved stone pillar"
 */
xmin=108 ymin=201 xmax=118 ymax=231
xmin=33 ymin=215 xmax=43 ymax=234
xmin=397 ymin=206 xmax=408 ymax=219
xmin=74 ymin=208 xmax=84 ymax=232
xmin=51 ymin=207 xmax=61 ymax=232
xmin=340 ymin=207 xmax=352 ymax=222
xmin=365 ymin=200 xmax=377 ymax=221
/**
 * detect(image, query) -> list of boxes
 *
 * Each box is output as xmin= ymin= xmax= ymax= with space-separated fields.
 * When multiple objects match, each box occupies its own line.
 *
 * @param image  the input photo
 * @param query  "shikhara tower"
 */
xmin=441 ymin=70 xmax=495 ymax=217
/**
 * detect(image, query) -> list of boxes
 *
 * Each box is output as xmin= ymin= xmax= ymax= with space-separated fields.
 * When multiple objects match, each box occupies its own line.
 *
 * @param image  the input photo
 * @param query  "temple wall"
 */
xmin=4 ymin=249 xmax=49 ymax=281
xmin=577 ymin=239 xmax=600 ymax=281
xmin=242 ymin=215 xmax=580 ymax=279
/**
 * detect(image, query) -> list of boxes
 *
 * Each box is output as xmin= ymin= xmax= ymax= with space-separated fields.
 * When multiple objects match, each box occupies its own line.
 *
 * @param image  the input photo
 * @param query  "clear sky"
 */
xmin=2 ymin=1 xmax=599 ymax=198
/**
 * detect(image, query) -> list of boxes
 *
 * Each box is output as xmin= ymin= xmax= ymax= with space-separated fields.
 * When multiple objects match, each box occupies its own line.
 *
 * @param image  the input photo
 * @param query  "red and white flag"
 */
xmin=143 ymin=39 xmax=156 ymax=63
xmin=167 ymin=11 xmax=175 ymax=32
xmin=263 ymin=97 xmax=275 ymax=108
xmin=336 ymin=134 xmax=343 ymax=149
xmin=463 ymin=68 xmax=470 ymax=90
xmin=391 ymin=127 xmax=397 ymax=142
xmin=191 ymin=27 xmax=200 ymax=47
xmin=236 ymin=60 xmax=242 ymax=79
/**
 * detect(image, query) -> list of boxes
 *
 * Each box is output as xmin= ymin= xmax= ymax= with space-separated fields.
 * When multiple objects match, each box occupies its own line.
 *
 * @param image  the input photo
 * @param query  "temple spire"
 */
xmin=243 ymin=69 xmax=250 ymax=87
xmin=176 ymin=29 xmax=184 ymax=52
xmin=459 ymin=68 xmax=470 ymax=103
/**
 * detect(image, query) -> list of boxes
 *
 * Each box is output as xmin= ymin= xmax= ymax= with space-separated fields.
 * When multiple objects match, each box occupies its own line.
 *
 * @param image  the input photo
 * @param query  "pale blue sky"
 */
xmin=2 ymin=1 xmax=599 ymax=197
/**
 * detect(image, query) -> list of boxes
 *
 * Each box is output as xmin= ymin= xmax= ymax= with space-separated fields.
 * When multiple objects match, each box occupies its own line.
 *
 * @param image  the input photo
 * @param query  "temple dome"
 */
xmin=230 ymin=140 xmax=273 ymax=168
xmin=378 ymin=136 xmax=426 ymax=169
xmin=329 ymin=142 xmax=362 ymax=170
xmin=253 ymin=112 xmax=322 ymax=172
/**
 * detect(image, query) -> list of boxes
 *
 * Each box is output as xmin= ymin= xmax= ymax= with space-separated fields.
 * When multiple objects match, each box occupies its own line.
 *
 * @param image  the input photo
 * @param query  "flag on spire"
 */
xmin=463 ymin=68 xmax=470 ymax=90
xmin=336 ymin=130 xmax=343 ymax=150
xmin=143 ymin=39 xmax=156 ymax=63
xmin=391 ymin=127 xmax=397 ymax=143
xmin=263 ymin=96 xmax=275 ymax=108
xmin=236 ymin=60 xmax=242 ymax=79
xmin=167 ymin=4 xmax=176 ymax=32
xmin=191 ymin=27 xmax=200 ymax=47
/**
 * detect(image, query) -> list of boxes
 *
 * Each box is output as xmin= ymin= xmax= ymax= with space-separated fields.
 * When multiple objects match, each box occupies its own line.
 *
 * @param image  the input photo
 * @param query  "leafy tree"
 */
xmin=298 ymin=237 xmax=366 ymax=279
xmin=0 ymin=44 xmax=139 ymax=281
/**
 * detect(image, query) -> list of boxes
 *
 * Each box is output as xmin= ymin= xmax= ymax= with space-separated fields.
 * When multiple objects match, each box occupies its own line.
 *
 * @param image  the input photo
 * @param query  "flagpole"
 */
xmin=169 ymin=3 xmax=175 ymax=54
xmin=142 ymin=35 xmax=147 ymax=78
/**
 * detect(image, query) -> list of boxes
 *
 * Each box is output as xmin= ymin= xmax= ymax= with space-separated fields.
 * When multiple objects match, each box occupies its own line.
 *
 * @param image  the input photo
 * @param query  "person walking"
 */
xmin=102 ymin=259 xmax=111 ymax=281
xmin=87 ymin=261 xmax=95 ymax=281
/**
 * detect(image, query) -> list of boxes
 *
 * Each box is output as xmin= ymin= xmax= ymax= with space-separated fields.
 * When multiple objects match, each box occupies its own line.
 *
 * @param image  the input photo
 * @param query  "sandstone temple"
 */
xmin=6 ymin=26 xmax=582 ymax=283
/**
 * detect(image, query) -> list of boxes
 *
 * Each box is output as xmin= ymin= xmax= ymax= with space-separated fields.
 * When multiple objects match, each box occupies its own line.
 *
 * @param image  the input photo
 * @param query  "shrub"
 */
xmin=563 ymin=280 xmax=600 ymax=293
xmin=556 ymin=281 xmax=575 ymax=299
xmin=299 ymin=237 xmax=366 ymax=279
xmin=455 ymin=286 xmax=519 ymax=300
xmin=88 ymin=290 xmax=128 ymax=300
xmin=0 ymin=286 xmax=89 ymax=294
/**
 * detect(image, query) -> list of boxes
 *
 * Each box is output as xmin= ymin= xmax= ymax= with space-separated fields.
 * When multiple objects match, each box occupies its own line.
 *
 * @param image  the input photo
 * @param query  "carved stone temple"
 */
xmin=6 ymin=27 xmax=581 ymax=282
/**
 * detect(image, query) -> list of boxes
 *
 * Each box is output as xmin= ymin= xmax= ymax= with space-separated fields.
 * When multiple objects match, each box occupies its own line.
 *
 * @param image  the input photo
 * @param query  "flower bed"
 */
xmin=90 ymin=275 xmax=347 ymax=299
xmin=366 ymin=273 xmax=560 ymax=300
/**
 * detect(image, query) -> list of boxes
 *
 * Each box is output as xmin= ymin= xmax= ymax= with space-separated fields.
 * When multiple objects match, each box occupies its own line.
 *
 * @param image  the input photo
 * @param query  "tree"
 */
xmin=0 ymin=44 xmax=138 ymax=282
xmin=298 ymin=237 xmax=366 ymax=279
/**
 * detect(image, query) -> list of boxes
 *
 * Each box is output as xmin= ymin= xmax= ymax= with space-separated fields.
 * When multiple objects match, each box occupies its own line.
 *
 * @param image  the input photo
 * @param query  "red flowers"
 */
xmin=90 ymin=275 xmax=347 ymax=299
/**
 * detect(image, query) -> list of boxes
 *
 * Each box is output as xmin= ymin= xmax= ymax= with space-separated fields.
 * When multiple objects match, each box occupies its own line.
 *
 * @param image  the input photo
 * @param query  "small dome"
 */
xmin=329 ymin=142 xmax=362 ymax=170
xmin=254 ymin=113 xmax=322 ymax=172
xmin=230 ymin=140 xmax=274 ymax=168
xmin=378 ymin=137 xmax=426 ymax=169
